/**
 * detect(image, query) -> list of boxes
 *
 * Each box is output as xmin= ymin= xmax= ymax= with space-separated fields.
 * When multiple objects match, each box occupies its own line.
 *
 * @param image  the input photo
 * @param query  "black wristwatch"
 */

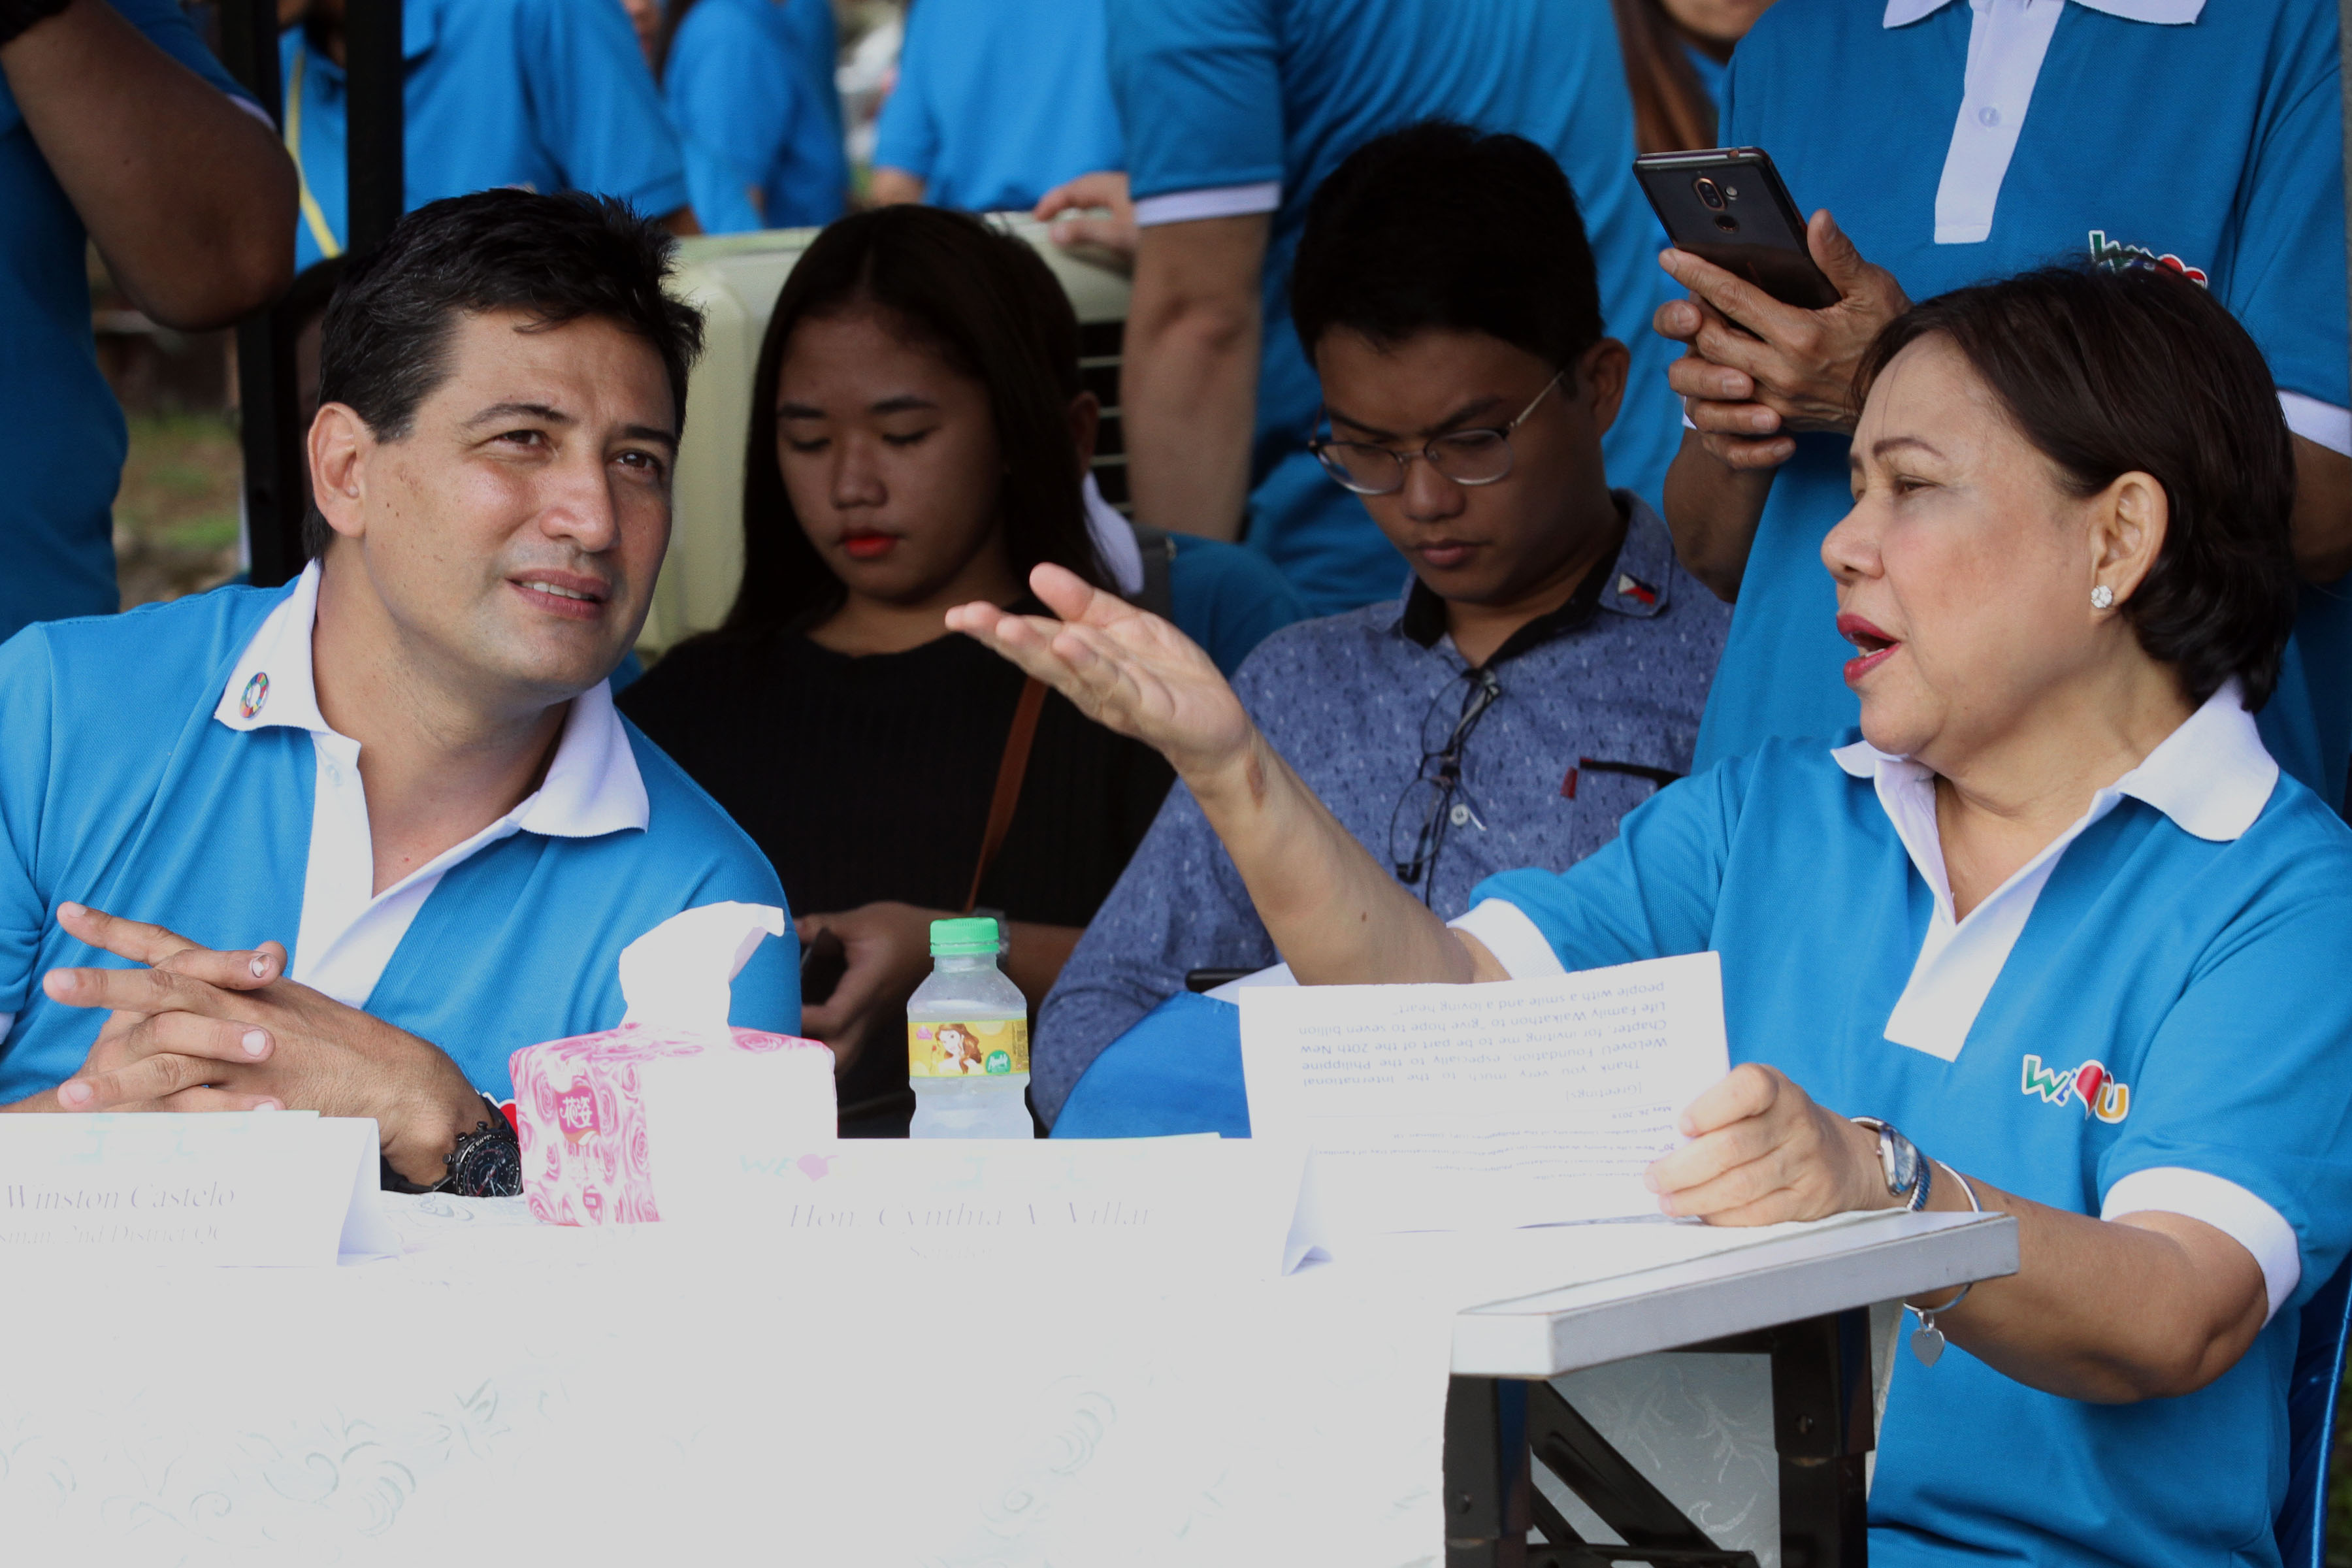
xmin=382 ymin=1096 xmax=523 ymax=1198
xmin=1 ymin=0 xmax=73 ymax=49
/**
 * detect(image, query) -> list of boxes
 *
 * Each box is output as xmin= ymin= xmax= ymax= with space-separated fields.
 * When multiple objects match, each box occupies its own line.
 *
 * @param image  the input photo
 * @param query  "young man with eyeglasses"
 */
xmin=1026 ymin=123 xmax=1729 ymax=1132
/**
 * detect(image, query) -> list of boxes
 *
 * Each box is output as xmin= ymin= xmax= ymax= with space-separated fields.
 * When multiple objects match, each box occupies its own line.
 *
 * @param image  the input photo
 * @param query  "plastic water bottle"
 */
xmin=908 ymin=917 xmax=1032 ymax=1138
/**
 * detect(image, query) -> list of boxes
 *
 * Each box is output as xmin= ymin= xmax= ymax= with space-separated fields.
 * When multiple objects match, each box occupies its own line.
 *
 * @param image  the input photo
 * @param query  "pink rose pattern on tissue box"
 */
xmin=512 ymin=1024 xmax=833 ymax=1225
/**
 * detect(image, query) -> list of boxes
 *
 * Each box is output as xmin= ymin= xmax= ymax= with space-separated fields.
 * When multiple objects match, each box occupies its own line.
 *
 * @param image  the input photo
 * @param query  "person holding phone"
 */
xmin=1654 ymin=0 xmax=2352 ymax=810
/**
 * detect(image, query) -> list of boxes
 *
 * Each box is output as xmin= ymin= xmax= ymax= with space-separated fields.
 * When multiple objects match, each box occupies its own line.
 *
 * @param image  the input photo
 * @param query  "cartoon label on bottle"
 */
xmin=909 ymin=1017 xmax=1029 ymax=1077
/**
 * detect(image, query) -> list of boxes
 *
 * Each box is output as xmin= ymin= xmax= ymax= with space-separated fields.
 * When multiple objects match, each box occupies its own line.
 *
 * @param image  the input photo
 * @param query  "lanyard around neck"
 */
xmin=285 ymin=48 xmax=346 ymax=260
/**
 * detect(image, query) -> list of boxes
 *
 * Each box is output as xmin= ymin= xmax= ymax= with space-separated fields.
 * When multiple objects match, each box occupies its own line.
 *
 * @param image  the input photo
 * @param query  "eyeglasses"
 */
xmin=1310 ymin=370 xmax=1567 ymax=497
xmin=1388 ymin=666 xmax=1503 ymax=901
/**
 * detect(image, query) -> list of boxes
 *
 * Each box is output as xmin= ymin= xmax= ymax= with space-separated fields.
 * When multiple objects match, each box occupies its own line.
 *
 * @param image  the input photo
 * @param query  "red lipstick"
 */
xmin=1837 ymin=613 xmax=1899 ymax=685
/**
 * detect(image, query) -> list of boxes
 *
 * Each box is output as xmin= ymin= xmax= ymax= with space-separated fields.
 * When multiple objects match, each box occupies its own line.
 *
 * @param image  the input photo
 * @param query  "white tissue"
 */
xmin=617 ymin=902 xmax=788 ymax=1042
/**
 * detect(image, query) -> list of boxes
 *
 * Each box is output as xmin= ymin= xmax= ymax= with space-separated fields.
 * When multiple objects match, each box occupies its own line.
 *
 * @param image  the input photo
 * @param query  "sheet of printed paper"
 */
xmin=1241 ymin=953 xmax=1729 ymax=1234
xmin=0 ymin=1112 xmax=397 ymax=1265
xmin=652 ymin=1132 xmax=1318 ymax=1279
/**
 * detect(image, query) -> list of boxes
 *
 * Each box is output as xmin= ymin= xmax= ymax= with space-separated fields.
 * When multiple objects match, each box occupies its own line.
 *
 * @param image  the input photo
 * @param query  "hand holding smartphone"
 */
xmin=1635 ymin=147 xmax=1838 ymax=312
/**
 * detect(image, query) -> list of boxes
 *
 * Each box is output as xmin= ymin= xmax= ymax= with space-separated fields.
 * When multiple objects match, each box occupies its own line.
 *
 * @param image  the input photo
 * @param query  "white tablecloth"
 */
xmin=0 ymin=1195 xmax=1869 ymax=1566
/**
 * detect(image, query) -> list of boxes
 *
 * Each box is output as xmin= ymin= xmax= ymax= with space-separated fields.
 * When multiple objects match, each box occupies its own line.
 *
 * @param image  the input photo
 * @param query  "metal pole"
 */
xmin=217 ymin=0 xmax=305 ymax=588
xmin=344 ymin=0 xmax=404 ymax=255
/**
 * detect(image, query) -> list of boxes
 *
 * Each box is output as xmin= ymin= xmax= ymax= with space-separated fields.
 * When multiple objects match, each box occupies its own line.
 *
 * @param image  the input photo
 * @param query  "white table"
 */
xmin=0 ymin=1204 xmax=2014 ymax=1567
xmin=1442 ymin=1211 xmax=2019 ymax=1568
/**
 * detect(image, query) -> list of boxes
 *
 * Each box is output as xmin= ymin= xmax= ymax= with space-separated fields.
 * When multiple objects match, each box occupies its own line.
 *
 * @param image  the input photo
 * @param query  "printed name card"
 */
xmin=0 ymin=1113 xmax=398 ymax=1266
xmin=653 ymin=1134 xmax=1320 ymax=1279
xmin=1241 ymin=953 xmax=1731 ymax=1235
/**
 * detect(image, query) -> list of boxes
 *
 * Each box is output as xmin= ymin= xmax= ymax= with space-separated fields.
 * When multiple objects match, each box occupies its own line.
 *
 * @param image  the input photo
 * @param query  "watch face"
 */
xmin=1887 ymin=1132 xmax=1921 ymax=1195
xmin=453 ymin=1133 xmax=523 ymax=1199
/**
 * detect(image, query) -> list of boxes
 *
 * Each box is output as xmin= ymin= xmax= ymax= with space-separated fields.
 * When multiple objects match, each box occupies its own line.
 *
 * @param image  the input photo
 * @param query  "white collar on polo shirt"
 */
xmin=212 ymin=561 xmax=648 ymax=1012
xmin=1833 ymin=679 xmax=2276 ymax=1062
xmin=1880 ymin=0 xmax=2204 ymax=246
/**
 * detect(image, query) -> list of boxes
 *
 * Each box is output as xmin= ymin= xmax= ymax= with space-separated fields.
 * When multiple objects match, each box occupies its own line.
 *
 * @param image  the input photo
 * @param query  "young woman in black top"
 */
xmin=619 ymin=205 xmax=1171 ymax=1134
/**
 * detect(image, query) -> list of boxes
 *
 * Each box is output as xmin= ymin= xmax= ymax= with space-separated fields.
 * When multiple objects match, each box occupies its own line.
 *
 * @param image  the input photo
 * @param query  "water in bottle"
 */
xmin=908 ymin=916 xmax=1032 ymax=1138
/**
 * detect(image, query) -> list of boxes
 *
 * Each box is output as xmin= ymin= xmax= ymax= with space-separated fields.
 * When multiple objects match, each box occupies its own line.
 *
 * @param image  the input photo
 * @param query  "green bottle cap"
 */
xmin=930 ymin=916 xmax=1001 ymax=955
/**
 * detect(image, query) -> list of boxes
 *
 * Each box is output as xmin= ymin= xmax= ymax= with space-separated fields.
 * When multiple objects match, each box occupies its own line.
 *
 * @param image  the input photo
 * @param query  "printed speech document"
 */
xmin=1239 ymin=953 xmax=1730 ymax=1233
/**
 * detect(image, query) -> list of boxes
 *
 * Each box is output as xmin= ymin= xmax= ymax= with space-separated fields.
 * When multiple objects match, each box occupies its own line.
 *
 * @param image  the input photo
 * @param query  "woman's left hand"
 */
xmin=1644 ymin=1063 xmax=1889 ymax=1225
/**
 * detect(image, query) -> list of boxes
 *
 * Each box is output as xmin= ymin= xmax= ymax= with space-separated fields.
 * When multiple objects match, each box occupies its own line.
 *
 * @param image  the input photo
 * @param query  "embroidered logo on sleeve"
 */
xmin=2087 ymin=229 xmax=2208 ymax=287
xmin=2020 ymin=1053 xmax=2131 ymax=1124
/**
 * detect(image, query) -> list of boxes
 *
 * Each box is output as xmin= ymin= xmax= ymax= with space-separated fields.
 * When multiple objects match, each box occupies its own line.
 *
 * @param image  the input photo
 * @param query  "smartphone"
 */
xmin=800 ymin=927 xmax=847 ymax=1007
xmin=1635 ymin=147 xmax=1838 ymax=310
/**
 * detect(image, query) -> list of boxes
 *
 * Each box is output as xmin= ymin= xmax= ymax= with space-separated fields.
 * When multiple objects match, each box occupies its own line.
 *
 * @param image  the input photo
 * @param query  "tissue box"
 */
xmin=512 ymin=1024 xmax=836 ymax=1226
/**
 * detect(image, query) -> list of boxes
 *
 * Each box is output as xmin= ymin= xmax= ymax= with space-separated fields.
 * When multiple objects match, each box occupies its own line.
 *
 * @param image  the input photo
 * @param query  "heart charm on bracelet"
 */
xmin=1911 ymin=1320 xmax=1946 ymax=1366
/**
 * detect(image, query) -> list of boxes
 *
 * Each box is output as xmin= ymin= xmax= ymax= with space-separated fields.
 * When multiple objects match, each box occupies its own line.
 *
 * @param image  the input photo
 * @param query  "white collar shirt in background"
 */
xmin=211 ymin=561 xmax=649 ymax=1009
xmin=1878 ymin=0 xmax=2347 ymax=457
xmin=1884 ymin=0 xmax=2208 ymax=242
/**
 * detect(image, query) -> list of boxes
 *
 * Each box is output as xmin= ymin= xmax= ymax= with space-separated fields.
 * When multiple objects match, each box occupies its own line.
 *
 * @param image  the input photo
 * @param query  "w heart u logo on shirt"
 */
xmin=2020 ymin=1053 xmax=2131 ymax=1124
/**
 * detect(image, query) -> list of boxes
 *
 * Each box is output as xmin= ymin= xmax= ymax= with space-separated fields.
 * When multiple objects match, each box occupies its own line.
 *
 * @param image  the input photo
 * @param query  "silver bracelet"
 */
xmin=1906 ymin=1160 xmax=1983 ymax=1365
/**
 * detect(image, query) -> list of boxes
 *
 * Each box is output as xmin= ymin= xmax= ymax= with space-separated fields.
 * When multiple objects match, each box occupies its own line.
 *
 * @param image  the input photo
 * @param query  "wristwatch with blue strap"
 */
xmin=1852 ymin=1117 xmax=1933 ymax=1212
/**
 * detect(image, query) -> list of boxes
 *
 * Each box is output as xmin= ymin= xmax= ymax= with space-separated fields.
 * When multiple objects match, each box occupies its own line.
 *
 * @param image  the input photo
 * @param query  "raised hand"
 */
xmin=946 ymin=563 xmax=1258 ymax=785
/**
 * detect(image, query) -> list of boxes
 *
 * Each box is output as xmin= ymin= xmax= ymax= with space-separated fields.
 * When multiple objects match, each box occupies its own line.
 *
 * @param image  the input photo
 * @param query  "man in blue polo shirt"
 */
xmin=1094 ymin=0 xmax=1683 ymax=615
xmin=0 ymin=191 xmax=797 ymax=1189
xmin=868 ymin=0 xmax=1122 ymax=213
xmin=1658 ymin=0 xmax=2352 ymax=808
xmin=1 ymin=0 xmax=294 ymax=642
xmin=277 ymin=0 xmax=694 ymax=269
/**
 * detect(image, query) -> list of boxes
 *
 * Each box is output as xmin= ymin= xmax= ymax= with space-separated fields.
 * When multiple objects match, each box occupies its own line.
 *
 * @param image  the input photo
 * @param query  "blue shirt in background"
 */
xmin=1693 ymin=0 xmax=2352 ymax=810
xmin=280 ymin=0 xmax=689 ymax=270
xmin=664 ymin=0 xmax=847 ymax=233
xmin=0 ymin=586 xmax=798 ymax=1105
xmin=0 ymin=0 xmax=254 ymax=644
xmin=1467 ymin=720 xmax=2352 ymax=1568
xmin=872 ymin=0 xmax=1124 ymax=213
xmin=1105 ymin=0 xmax=1683 ymax=615
xmin=1037 ymin=497 xmax=1725 ymax=1122
xmin=1163 ymin=531 xmax=1306 ymax=677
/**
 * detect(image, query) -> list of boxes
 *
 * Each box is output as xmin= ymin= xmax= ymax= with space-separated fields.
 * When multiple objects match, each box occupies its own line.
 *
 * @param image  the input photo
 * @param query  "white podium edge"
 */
xmin=1450 ymin=1210 xmax=2020 ymax=1377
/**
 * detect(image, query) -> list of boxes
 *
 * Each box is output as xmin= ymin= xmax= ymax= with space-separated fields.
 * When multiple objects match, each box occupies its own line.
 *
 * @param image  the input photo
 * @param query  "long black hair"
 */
xmin=720 ymin=204 xmax=1107 ymax=638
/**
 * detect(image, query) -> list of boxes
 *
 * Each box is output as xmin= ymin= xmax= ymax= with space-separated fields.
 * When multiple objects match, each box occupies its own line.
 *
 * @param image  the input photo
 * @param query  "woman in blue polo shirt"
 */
xmin=949 ymin=266 xmax=2352 ymax=1567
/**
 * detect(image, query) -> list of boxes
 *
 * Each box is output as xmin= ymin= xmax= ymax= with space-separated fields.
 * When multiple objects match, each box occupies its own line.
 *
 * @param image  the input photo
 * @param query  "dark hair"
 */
xmin=720 ymin=204 xmax=1106 ymax=637
xmin=284 ymin=253 xmax=350 ymax=337
xmin=310 ymin=189 xmax=704 ymax=557
xmin=1609 ymin=0 xmax=1718 ymax=154
xmin=1855 ymin=265 xmax=2298 ymax=708
xmin=1290 ymin=122 xmax=1605 ymax=374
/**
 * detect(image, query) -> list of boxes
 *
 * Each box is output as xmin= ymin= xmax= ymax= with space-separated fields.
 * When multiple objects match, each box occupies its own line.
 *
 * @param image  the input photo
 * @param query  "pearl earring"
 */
xmin=2091 ymin=585 xmax=2115 ymax=610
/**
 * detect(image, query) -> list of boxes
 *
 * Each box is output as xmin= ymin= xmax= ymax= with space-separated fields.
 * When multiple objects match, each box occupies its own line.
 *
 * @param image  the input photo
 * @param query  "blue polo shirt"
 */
xmin=1105 ymin=0 xmax=1683 ymax=615
xmin=664 ymin=0 xmax=847 ymax=233
xmin=872 ymin=0 xmax=1123 ymax=212
xmin=0 ymin=0 xmax=255 ymax=643
xmin=1458 ymin=696 xmax=2352 ymax=1567
xmin=0 ymin=583 xmax=798 ymax=1105
xmin=280 ymin=0 xmax=689 ymax=269
xmin=1691 ymin=0 xmax=2352 ymax=811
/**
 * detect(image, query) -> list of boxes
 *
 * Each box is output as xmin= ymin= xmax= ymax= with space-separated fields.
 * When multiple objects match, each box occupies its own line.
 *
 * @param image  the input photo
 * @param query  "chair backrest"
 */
xmin=2277 ymin=1254 xmax=2352 ymax=1568
xmin=638 ymin=219 xmax=1132 ymax=653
